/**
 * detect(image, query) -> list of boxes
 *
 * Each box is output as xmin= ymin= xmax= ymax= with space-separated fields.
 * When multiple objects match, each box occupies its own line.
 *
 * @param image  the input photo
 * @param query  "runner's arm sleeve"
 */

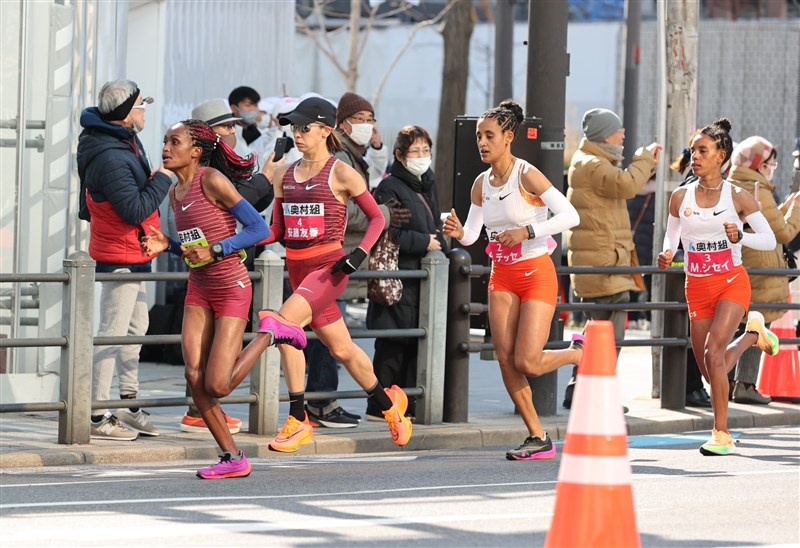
xmin=458 ymin=203 xmax=484 ymax=246
xmin=257 ymin=197 xmax=284 ymax=246
xmin=741 ymin=211 xmax=777 ymax=250
xmin=218 ymin=199 xmax=270 ymax=255
xmin=529 ymin=187 xmax=580 ymax=238
xmin=353 ymin=190 xmax=385 ymax=253
xmin=662 ymin=214 xmax=681 ymax=254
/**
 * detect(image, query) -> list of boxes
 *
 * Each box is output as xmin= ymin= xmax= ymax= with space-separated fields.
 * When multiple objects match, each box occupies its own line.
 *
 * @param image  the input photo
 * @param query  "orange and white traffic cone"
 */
xmin=544 ymin=320 xmax=640 ymax=548
xmin=757 ymin=308 xmax=800 ymax=403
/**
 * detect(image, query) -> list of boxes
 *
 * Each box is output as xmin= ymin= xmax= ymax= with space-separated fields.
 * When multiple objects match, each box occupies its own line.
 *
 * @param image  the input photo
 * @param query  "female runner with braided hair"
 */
xmin=142 ymin=119 xmax=307 ymax=479
xmin=443 ymin=99 xmax=582 ymax=460
xmin=658 ymin=118 xmax=779 ymax=456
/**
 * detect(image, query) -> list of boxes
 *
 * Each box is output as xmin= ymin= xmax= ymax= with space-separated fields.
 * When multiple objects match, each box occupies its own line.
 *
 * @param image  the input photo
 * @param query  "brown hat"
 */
xmin=336 ymin=92 xmax=374 ymax=126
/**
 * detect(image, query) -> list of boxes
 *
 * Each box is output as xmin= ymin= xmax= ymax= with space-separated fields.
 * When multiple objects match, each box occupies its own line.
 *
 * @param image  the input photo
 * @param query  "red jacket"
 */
xmin=85 ymin=190 xmax=160 ymax=265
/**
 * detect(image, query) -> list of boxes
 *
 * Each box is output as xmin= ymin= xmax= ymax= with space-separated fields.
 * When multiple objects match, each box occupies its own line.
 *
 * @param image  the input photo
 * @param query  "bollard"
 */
xmin=59 ymin=251 xmax=95 ymax=444
xmin=443 ymin=248 xmax=471 ymax=423
xmin=416 ymin=250 xmax=449 ymax=424
xmin=248 ymin=250 xmax=284 ymax=434
xmin=661 ymin=263 xmax=688 ymax=409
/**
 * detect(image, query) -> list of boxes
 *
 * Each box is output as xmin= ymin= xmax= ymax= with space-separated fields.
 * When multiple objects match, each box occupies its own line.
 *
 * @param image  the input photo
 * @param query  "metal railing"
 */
xmin=0 ymin=250 xmax=450 ymax=444
xmin=442 ymin=248 xmax=800 ymax=420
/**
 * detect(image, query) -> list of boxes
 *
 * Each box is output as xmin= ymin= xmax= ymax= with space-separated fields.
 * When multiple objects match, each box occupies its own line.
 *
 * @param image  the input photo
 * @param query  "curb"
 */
xmin=1 ymin=404 xmax=797 ymax=469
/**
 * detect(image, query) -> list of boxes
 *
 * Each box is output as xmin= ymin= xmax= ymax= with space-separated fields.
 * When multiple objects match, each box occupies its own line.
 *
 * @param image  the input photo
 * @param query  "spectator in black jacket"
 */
xmin=366 ymin=125 xmax=448 ymax=420
xmin=77 ymin=79 xmax=172 ymax=440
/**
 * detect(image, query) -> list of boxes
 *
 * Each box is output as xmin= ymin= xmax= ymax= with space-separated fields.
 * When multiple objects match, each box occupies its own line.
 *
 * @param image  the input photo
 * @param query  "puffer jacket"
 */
xmin=566 ymin=138 xmax=656 ymax=298
xmin=366 ymin=162 xmax=447 ymax=330
xmin=728 ymin=165 xmax=800 ymax=323
xmin=76 ymin=107 xmax=171 ymax=271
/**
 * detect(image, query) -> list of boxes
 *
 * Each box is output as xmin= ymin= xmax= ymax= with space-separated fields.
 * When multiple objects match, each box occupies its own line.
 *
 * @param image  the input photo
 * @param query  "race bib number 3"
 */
xmin=687 ymin=248 xmax=733 ymax=275
xmin=284 ymin=202 xmax=325 ymax=240
xmin=486 ymin=241 xmax=523 ymax=265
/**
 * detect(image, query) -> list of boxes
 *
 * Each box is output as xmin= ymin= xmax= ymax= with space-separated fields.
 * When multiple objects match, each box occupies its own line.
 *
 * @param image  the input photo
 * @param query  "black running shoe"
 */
xmin=506 ymin=433 xmax=557 ymax=461
xmin=305 ymin=404 xmax=359 ymax=429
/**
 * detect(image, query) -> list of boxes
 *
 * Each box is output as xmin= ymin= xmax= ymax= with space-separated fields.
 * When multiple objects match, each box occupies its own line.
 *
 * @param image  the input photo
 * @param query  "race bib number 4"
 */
xmin=283 ymin=202 xmax=325 ymax=240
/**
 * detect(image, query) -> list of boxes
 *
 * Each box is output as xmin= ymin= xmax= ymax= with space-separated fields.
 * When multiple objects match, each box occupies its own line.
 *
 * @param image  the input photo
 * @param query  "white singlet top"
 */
xmin=481 ymin=158 xmax=549 ymax=264
xmin=678 ymin=180 xmax=743 ymax=277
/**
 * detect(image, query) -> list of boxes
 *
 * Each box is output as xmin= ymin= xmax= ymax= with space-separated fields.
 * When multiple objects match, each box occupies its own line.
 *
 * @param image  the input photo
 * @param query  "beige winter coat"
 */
xmin=566 ymin=138 xmax=656 ymax=298
xmin=728 ymin=165 xmax=800 ymax=323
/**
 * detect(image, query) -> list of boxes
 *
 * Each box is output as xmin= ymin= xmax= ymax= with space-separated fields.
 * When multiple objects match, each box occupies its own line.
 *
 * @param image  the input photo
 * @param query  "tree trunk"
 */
xmin=435 ymin=1 xmax=474 ymax=211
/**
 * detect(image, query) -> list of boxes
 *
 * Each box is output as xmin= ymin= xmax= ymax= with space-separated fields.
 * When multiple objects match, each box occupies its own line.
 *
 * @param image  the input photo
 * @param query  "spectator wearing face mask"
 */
xmin=726 ymin=136 xmax=800 ymax=404
xmin=228 ymin=86 xmax=264 ymax=158
xmin=366 ymin=125 xmax=448 ymax=421
xmin=333 ymin=92 xmax=410 ymax=319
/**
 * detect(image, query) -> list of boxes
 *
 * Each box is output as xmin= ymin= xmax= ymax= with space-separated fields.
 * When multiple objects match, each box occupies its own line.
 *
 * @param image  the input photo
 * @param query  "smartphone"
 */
xmin=272 ymin=137 xmax=288 ymax=162
xmin=272 ymin=136 xmax=294 ymax=162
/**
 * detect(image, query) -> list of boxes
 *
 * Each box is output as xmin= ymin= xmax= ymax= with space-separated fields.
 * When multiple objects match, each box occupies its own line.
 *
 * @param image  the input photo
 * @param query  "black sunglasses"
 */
xmin=291 ymin=123 xmax=324 ymax=134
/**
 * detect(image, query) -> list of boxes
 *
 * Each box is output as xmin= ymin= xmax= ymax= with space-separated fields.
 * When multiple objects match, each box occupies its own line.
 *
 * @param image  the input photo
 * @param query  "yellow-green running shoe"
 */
xmin=700 ymin=429 xmax=736 ymax=456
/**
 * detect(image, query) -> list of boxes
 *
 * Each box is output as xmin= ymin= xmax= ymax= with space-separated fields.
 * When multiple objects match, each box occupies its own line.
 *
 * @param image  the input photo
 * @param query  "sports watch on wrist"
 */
xmin=210 ymin=242 xmax=224 ymax=260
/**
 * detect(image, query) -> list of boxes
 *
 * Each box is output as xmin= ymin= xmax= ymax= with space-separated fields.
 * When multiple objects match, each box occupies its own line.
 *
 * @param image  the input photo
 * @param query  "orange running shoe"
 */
xmin=269 ymin=413 xmax=314 ymax=452
xmin=179 ymin=412 xmax=242 ymax=434
xmin=383 ymin=385 xmax=412 ymax=446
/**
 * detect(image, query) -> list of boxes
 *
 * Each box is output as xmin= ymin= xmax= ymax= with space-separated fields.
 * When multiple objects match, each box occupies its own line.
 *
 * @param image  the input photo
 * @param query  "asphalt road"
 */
xmin=1 ymin=426 xmax=798 ymax=547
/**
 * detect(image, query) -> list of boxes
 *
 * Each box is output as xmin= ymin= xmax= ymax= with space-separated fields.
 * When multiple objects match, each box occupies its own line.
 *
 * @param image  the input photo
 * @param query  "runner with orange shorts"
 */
xmin=658 ymin=119 xmax=779 ymax=456
xmin=444 ymin=99 xmax=581 ymax=460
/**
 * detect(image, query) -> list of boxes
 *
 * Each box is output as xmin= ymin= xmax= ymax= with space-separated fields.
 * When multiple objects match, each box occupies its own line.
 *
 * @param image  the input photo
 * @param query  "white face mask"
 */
xmin=761 ymin=162 xmax=777 ymax=181
xmin=348 ymin=122 xmax=373 ymax=146
xmin=405 ymin=156 xmax=432 ymax=178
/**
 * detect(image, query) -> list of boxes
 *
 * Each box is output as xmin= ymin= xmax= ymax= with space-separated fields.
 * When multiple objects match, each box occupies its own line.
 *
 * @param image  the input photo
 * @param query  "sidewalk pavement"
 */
xmin=1 ymin=327 xmax=797 ymax=469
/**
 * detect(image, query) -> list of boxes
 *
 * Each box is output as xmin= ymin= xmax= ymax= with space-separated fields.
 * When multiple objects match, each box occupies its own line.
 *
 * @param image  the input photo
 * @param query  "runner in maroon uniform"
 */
xmin=258 ymin=97 xmax=413 ymax=452
xmin=142 ymin=120 xmax=306 ymax=479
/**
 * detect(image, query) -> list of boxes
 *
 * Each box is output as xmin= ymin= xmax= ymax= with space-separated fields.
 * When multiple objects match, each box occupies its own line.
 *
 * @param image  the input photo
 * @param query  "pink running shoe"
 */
xmin=258 ymin=310 xmax=307 ymax=350
xmin=196 ymin=451 xmax=251 ymax=480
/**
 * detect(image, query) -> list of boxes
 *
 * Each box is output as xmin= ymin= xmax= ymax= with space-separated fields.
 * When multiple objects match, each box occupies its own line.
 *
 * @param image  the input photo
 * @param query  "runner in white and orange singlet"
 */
xmin=443 ymin=99 xmax=582 ymax=461
xmin=658 ymin=118 xmax=779 ymax=456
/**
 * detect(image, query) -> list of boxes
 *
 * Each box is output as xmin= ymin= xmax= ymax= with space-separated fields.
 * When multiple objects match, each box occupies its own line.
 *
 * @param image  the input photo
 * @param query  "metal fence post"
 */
xmin=59 ymin=251 xmax=95 ymax=444
xmin=661 ymin=265 xmax=688 ymax=409
xmin=444 ymin=248 xmax=471 ymax=423
xmin=248 ymin=250 xmax=284 ymax=435
xmin=416 ymin=250 xmax=449 ymax=425
xmin=530 ymin=317 xmax=562 ymax=417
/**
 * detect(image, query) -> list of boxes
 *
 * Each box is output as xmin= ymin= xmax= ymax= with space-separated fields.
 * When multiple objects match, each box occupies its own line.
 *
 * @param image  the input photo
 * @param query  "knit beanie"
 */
xmin=731 ymin=136 xmax=774 ymax=170
xmin=336 ymin=92 xmax=374 ymax=126
xmin=582 ymin=108 xmax=623 ymax=142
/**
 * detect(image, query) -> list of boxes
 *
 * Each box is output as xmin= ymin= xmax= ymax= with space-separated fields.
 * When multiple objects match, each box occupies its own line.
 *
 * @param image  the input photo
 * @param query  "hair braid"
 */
xmin=480 ymin=99 xmax=524 ymax=136
xmin=180 ymin=119 xmax=255 ymax=181
xmin=700 ymin=118 xmax=733 ymax=165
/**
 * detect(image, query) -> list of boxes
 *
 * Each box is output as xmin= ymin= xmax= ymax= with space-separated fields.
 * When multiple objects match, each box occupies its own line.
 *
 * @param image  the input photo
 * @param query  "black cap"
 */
xmin=278 ymin=97 xmax=336 ymax=127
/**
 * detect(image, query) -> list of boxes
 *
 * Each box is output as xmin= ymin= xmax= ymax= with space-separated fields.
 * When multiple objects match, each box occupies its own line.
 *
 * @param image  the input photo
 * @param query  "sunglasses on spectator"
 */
xmin=215 ymin=122 xmax=236 ymax=130
xmin=131 ymin=96 xmax=154 ymax=110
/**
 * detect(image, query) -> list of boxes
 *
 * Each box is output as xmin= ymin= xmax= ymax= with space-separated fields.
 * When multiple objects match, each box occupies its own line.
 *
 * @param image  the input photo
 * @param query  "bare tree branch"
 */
xmin=371 ymin=0 xmax=458 ymax=106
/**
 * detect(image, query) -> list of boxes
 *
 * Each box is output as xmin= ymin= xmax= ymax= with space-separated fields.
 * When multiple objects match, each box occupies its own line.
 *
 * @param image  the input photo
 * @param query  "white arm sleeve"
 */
xmin=532 ymin=187 xmax=580 ymax=237
xmin=458 ymin=203 xmax=484 ymax=246
xmin=662 ymin=214 xmax=681 ymax=254
xmin=741 ymin=211 xmax=777 ymax=250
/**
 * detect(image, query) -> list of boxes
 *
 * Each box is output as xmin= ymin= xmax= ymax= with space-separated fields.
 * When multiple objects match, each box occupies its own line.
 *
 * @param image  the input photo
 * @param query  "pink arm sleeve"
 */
xmin=257 ymin=197 xmax=284 ymax=246
xmin=352 ymin=190 xmax=385 ymax=253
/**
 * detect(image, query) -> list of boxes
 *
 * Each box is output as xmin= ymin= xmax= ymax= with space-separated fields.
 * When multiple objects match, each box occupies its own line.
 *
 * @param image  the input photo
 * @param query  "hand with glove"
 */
xmin=331 ymin=247 xmax=368 ymax=275
xmin=385 ymin=198 xmax=412 ymax=228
